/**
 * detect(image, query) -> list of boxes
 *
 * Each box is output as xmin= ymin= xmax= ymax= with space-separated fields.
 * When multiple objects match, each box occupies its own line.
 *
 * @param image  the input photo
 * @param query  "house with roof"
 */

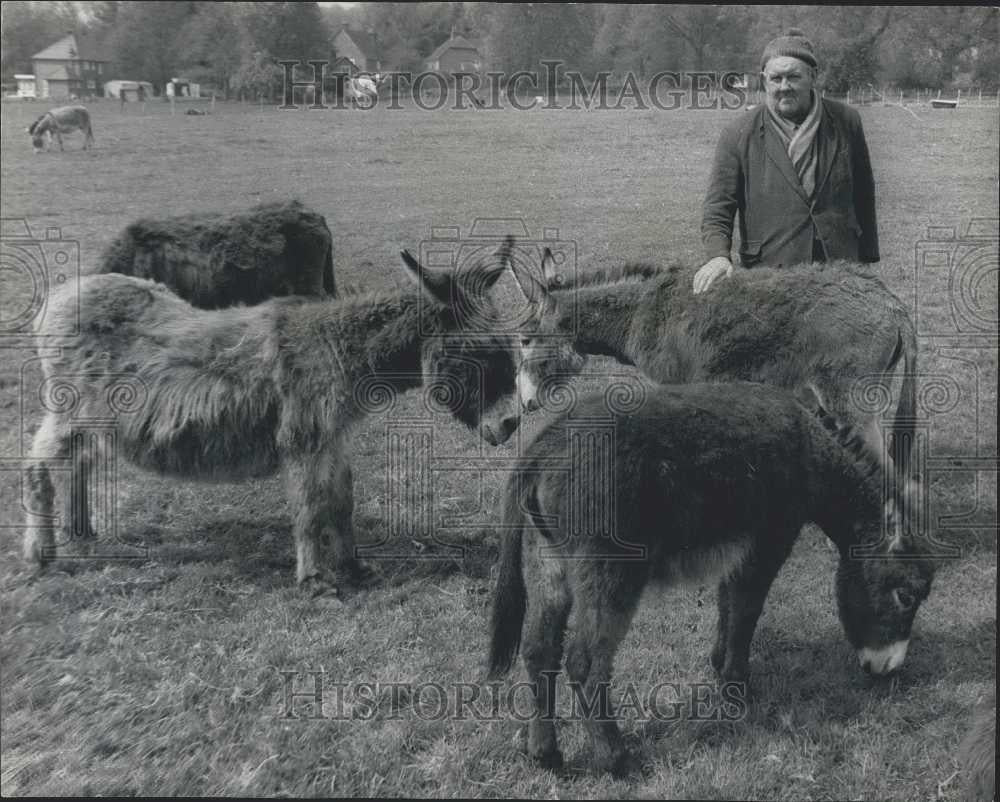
xmin=425 ymin=35 xmax=483 ymax=75
xmin=32 ymin=31 xmax=112 ymax=100
xmin=333 ymin=26 xmax=381 ymax=74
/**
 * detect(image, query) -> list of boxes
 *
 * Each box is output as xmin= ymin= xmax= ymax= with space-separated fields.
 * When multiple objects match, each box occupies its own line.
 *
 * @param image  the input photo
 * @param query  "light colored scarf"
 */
xmin=768 ymin=91 xmax=823 ymax=198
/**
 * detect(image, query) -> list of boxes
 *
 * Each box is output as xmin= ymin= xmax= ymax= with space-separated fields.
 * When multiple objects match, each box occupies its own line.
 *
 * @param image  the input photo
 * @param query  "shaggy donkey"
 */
xmin=27 ymin=105 xmax=95 ymax=152
xmin=506 ymin=247 xmax=917 ymax=478
xmin=23 ymin=252 xmax=521 ymax=596
xmin=488 ymin=382 xmax=935 ymax=775
xmin=958 ymin=687 xmax=996 ymax=802
xmin=99 ymin=200 xmax=336 ymax=308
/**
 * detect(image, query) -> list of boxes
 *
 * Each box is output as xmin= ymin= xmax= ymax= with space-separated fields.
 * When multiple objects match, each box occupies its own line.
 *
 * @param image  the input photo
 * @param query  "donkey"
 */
xmin=505 ymin=246 xmax=917 ymax=479
xmin=27 ymin=105 xmax=95 ymax=152
xmin=23 ymin=251 xmax=521 ymax=597
xmin=488 ymin=382 xmax=935 ymax=775
xmin=99 ymin=200 xmax=337 ymax=308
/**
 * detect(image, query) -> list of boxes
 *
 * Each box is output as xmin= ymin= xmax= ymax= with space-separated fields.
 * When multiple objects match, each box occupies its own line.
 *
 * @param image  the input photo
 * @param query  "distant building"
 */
xmin=165 ymin=78 xmax=201 ymax=99
xmin=333 ymin=26 xmax=382 ymax=74
xmin=105 ymin=80 xmax=155 ymax=101
xmin=14 ymin=75 xmax=37 ymax=99
xmin=425 ymin=35 xmax=483 ymax=75
xmin=32 ymin=31 xmax=112 ymax=100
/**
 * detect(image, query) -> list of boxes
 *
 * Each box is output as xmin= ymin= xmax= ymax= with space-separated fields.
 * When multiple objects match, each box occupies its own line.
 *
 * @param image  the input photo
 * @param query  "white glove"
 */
xmin=692 ymin=256 xmax=733 ymax=294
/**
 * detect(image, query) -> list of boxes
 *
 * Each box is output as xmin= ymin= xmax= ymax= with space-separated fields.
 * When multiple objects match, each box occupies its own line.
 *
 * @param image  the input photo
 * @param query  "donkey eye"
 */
xmin=893 ymin=587 xmax=915 ymax=611
xmin=520 ymin=336 xmax=533 ymax=347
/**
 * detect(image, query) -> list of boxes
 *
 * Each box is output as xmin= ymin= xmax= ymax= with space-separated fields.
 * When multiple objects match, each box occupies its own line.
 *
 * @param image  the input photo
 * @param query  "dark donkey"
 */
xmin=24 ymin=251 xmax=521 ymax=597
xmin=488 ymin=382 xmax=935 ymax=775
xmin=99 ymin=200 xmax=337 ymax=308
xmin=505 ymin=246 xmax=917 ymax=478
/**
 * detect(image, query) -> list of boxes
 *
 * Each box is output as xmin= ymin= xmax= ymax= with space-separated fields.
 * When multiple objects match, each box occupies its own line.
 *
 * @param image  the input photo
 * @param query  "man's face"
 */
xmin=762 ymin=56 xmax=815 ymax=123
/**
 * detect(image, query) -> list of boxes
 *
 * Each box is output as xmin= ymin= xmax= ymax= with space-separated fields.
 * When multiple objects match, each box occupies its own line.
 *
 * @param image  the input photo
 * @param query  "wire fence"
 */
xmin=825 ymin=85 xmax=1000 ymax=108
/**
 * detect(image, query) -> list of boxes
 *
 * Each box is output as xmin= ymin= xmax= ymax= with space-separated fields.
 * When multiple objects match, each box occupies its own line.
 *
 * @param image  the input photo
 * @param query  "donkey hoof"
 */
xmin=336 ymin=560 xmax=378 ymax=589
xmin=533 ymin=748 xmax=564 ymax=771
xmin=591 ymin=746 xmax=634 ymax=777
xmin=301 ymin=575 xmax=342 ymax=602
xmin=720 ymin=666 xmax=750 ymax=687
xmin=351 ymin=560 xmax=378 ymax=584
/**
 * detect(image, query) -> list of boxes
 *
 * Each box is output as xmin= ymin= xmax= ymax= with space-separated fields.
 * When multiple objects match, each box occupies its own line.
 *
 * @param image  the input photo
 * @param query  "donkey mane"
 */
xmin=28 ymin=114 xmax=48 ymax=135
xmin=557 ymin=258 xmax=880 ymax=292
xmin=557 ymin=260 xmax=673 ymax=289
xmin=810 ymin=401 xmax=884 ymax=484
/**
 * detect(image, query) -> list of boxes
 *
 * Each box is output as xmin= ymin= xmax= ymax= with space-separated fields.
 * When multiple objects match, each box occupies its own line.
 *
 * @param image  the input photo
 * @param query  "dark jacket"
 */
xmin=702 ymin=97 xmax=879 ymax=268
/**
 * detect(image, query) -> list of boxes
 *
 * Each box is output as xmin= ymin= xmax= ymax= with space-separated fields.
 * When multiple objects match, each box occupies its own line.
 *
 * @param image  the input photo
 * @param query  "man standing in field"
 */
xmin=694 ymin=29 xmax=880 ymax=293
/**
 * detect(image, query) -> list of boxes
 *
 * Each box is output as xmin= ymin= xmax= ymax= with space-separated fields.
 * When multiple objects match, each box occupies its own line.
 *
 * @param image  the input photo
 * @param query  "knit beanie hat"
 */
xmin=760 ymin=28 xmax=818 ymax=71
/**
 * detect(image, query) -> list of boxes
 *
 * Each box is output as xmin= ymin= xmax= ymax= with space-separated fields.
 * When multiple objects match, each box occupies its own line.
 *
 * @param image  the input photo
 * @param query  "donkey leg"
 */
xmin=520 ymin=552 xmax=571 ymax=769
xmin=565 ymin=571 xmax=641 ymax=776
xmin=283 ymin=448 xmax=362 ymax=594
xmin=327 ymin=461 xmax=375 ymax=585
xmin=23 ymin=416 xmax=69 ymax=566
xmin=716 ymin=540 xmax=794 ymax=686
xmin=711 ymin=579 xmax=731 ymax=673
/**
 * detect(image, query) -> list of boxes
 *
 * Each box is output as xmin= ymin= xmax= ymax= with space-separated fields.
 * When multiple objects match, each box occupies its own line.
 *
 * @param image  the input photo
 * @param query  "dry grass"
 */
xmin=0 ymin=96 xmax=996 ymax=798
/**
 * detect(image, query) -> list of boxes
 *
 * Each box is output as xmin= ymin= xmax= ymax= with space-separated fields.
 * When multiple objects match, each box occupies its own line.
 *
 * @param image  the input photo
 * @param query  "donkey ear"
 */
xmin=399 ymin=250 xmax=454 ymax=306
xmin=494 ymin=236 xmax=546 ymax=305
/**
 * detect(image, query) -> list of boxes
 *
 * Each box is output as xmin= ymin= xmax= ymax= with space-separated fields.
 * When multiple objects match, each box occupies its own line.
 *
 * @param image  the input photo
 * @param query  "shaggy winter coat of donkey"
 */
xmin=507 ymin=247 xmax=917 ymax=479
xmin=23 ymin=251 xmax=521 ymax=596
xmin=99 ymin=200 xmax=336 ymax=308
xmin=488 ymin=382 xmax=935 ymax=775
xmin=958 ymin=686 xmax=996 ymax=802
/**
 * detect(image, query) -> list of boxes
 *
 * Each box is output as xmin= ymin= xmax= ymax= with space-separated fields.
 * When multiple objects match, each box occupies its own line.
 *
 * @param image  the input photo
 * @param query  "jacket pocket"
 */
xmin=740 ymin=240 xmax=762 ymax=266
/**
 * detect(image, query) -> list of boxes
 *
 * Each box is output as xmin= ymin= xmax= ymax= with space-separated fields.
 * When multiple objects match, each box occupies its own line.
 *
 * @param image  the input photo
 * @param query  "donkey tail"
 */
xmin=487 ymin=473 xmax=530 ymax=679
xmin=322 ymin=238 xmax=336 ymax=297
xmin=890 ymin=327 xmax=917 ymax=478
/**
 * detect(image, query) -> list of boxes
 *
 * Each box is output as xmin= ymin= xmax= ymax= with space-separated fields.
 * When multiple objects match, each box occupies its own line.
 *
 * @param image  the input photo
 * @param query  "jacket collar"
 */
xmin=756 ymin=96 xmax=840 ymax=207
xmin=811 ymin=99 xmax=842 ymax=202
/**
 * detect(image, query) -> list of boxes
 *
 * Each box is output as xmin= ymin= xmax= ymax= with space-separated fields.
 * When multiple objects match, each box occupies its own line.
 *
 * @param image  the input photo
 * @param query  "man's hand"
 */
xmin=693 ymin=256 xmax=733 ymax=294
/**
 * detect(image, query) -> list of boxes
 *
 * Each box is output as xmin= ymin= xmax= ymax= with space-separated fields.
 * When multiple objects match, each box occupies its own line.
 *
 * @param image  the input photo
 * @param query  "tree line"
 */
xmin=3 ymin=2 xmax=998 ymax=98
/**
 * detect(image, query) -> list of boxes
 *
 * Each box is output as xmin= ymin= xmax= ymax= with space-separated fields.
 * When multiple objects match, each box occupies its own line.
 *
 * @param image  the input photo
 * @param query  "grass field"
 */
xmin=1 ymin=96 xmax=997 ymax=799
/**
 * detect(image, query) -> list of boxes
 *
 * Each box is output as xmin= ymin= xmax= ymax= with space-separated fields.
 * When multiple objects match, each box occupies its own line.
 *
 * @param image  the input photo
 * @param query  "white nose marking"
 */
xmin=859 ymin=640 xmax=910 ymax=675
xmin=517 ymin=369 xmax=538 ymax=409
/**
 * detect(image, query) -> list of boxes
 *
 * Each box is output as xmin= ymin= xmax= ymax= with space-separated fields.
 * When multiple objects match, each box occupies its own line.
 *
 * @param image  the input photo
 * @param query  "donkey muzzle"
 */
xmin=482 ymin=415 xmax=520 ymax=446
xmin=859 ymin=640 xmax=910 ymax=676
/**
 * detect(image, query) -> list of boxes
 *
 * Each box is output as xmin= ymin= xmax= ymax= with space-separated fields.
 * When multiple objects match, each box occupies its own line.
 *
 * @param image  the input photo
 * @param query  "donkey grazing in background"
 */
xmin=488 ymin=382 xmax=935 ymax=775
xmin=27 ymin=105 xmax=95 ymax=152
xmin=100 ymin=200 xmax=336 ymax=308
xmin=23 ymin=251 xmax=521 ymax=597
xmin=505 ymin=245 xmax=917 ymax=479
